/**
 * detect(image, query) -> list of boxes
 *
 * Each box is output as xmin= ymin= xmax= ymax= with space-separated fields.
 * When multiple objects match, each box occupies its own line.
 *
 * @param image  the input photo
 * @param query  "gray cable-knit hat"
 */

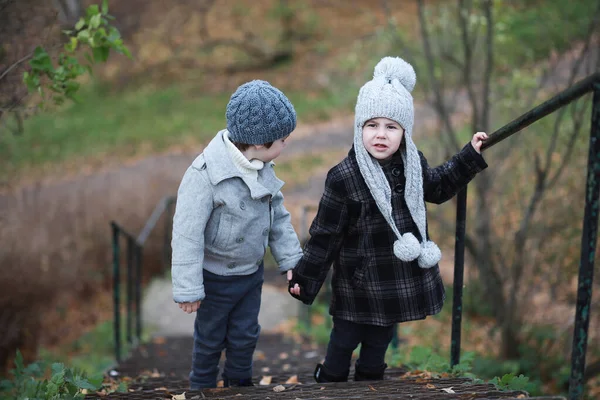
xmin=226 ymin=80 xmax=297 ymax=145
xmin=353 ymin=56 xmax=441 ymax=269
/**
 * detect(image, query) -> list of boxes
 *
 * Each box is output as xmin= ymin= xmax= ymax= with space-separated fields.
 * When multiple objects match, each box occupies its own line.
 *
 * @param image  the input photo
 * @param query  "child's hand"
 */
xmin=471 ymin=132 xmax=489 ymax=154
xmin=178 ymin=301 xmax=201 ymax=314
xmin=287 ymin=270 xmax=301 ymax=296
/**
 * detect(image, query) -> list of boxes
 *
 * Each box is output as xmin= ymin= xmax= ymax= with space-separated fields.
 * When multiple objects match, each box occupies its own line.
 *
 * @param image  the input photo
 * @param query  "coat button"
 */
xmin=236 ymin=237 xmax=244 ymax=243
xmin=394 ymin=184 xmax=404 ymax=194
xmin=262 ymin=228 xmax=269 ymax=236
xmin=227 ymin=262 xmax=236 ymax=269
xmin=392 ymin=167 xmax=401 ymax=177
xmin=239 ymin=201 xmax=246 ymax=210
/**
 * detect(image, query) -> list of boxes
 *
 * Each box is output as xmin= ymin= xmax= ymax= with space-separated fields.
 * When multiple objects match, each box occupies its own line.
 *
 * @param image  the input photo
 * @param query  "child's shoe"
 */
xmin=313 ymin=363 xmax=349 ymax=383
xmin=354 ymin=362 xmax=387 ymax=381
xmin=222 ymin=376 xmax=254 ymax=387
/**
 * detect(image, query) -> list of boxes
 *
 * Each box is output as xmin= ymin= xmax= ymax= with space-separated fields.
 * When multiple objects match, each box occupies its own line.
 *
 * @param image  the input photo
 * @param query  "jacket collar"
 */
xmin=194 ymin=130 xmax=284 ymax=199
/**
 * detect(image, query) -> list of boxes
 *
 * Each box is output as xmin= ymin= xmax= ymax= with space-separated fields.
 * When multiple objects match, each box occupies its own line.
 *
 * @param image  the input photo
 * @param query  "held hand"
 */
xmin=178 ymin=301 xmax=201 ymax=314
xmin=471 ymin=131 xmax=489 ymax=154
xmin=287 ymin=270 xmax=301 ymax=296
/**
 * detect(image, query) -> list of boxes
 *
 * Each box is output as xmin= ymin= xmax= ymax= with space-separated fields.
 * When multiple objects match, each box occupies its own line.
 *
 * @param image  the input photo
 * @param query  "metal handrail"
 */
xmin=450 ymin=72 xmax=599 ymax=400
xmin=298 ymin=72 xmax=600 ymax=399
xmin=111 ymin=195 xmax=176 ymax=363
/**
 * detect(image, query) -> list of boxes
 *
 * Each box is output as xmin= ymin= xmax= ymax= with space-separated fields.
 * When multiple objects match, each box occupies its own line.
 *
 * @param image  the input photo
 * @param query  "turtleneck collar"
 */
xmin=223 ymin=130 xmax=265 ymax=179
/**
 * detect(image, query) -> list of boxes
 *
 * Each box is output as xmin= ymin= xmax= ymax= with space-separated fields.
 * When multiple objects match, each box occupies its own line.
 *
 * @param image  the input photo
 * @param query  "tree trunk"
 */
xmin=52 ymin=0 xmax=81 ymax=26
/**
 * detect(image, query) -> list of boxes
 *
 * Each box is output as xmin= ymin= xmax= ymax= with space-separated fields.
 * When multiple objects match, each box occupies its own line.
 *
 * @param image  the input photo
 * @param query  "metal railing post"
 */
xmin=135 ymin=244 xmax=143 ymax=341
xmin=450 ymin=187 xmax=468 ymax=367
xmin=126 ymin=236 xmax=134 ymax=346
xmin=111 ymin=222 xmax=122 ymax=363
xmin=568 ymin=83 xmax=600 ymax=400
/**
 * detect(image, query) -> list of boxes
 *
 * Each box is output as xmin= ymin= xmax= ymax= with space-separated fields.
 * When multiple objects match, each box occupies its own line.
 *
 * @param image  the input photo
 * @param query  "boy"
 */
xmin=288 ymin=57 xmax=488 ymax=382
xmin=171 ymin=80 xmax=303 ymax=389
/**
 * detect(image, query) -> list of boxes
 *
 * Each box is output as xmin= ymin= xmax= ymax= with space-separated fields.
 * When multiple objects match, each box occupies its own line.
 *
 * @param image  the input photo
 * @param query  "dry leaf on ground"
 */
xmin=368 ymin=385 xmax=377 ymax=391
xmin=273 ymin=385 xmax=286 ymax=392
xmin=285 ymin=375 xmax=298 ymax=384
xmin=172 ymin=393 xmax=186 ymax=400
xmin=153 ymin=336 xmax=166 ymax=344
xmin=426 ymin=383 xmax=436 ymax=389
xmin=260 ymin=376 xmax=273 ymax=385
xmin=440 ymin=387 xmax=455 ymax=393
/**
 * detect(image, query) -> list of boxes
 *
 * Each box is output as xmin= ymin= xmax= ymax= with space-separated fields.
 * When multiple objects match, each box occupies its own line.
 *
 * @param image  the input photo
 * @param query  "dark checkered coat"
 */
xmin=291 ymin=143 xmax=487 ymax=326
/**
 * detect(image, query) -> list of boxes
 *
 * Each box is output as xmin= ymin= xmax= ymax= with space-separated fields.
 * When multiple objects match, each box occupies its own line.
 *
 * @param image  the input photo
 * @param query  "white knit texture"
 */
xmin=354 ymin=56 xmax=440 ymax=268
xmin=223 ymin=130 xmax=264 ymax=180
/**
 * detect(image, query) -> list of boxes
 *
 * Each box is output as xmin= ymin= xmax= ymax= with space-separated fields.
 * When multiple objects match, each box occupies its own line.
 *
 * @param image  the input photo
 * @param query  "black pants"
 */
xmin=323 ymin=317 xmax=395 ymax=377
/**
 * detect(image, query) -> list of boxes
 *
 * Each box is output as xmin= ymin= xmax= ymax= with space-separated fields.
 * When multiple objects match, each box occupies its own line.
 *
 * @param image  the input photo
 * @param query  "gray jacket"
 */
xmin=171 ymin=130 xmax=303 ymax=303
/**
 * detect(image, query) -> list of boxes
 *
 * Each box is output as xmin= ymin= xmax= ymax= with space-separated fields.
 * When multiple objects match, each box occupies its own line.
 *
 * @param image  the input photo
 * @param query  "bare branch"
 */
xmin=0 ymin=51 xmax=35 ymax=83
xmin=480 ymin=0 xmax=493 ymax=132
xmin=416 ymin=0 xmax=460 ymax=150
xmin=458 ymin=0 xmax=480 ymax=129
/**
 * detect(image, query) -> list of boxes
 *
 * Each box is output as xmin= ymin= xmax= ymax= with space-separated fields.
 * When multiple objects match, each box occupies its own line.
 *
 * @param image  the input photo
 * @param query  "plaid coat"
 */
xmin=291 ymin=143 xmax=488 ymax=326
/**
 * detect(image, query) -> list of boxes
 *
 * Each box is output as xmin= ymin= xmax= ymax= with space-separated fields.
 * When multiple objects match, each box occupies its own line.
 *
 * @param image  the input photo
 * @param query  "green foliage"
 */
xmin=489 ymin=373 xmax=530 ymax=392
xmin=0 ymin=350 xmax=102 ymax=400
xmin=494 ymin=0 xmax=596 ymax=69
xmin=23 ymin=0 xmax=131 ymax=106
xmin=387 ymin=345 xmax=477 ymax=378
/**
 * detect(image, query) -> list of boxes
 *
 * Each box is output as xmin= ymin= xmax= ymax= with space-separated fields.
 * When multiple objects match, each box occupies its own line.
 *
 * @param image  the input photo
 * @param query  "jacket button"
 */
xmin=392 ymin=167 xmax=401 ymax=177
xmin=394 ymin=184 xmax=404 ymax=194
xmin=262 ymin=228 xmax=269 ymax=236
xmin=236 ymin=237 xmax=244 ymax=243
xmin=227 ymin=262 xmax=236 ymax=269
xmin=239 ymin=201 xmax=246 ymax=210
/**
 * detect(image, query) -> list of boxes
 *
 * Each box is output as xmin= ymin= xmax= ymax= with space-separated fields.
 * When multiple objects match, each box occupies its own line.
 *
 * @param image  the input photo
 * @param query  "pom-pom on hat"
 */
xmin=226 ymin=80 xmax=297 ymax=145
xmin=353 ymin=56 xmax=441 ymax=269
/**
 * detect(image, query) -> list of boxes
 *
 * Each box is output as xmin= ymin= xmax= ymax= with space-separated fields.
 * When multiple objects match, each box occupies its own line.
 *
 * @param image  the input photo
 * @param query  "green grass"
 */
xmin=37 ymin=317 xmax=154 ymax=378
xmin=0 ymin=82 xmax=353 ymax=180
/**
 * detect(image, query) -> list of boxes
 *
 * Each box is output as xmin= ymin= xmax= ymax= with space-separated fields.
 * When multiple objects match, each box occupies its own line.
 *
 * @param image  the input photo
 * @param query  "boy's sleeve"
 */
xmin=269 ymin=191 xmax=303 ymax=272
xmin=171 ymin=167 xmax=213 ymax=303
xmin=422 ymin=142 xmax=488 ymax=205
xmin=290 ymin=171 xmax=349 ymax=305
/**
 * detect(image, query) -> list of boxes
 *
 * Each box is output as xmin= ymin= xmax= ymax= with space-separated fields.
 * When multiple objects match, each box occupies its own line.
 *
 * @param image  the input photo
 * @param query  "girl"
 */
xmin=288 ymin=57 xmax=488 ymax=382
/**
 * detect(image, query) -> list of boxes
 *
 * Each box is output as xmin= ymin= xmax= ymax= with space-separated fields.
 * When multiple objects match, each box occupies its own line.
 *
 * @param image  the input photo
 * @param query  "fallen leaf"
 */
xmin=279 ymin=352 xmax=289 ymax=360
xmin=368 ymin=385 xmax=377 ymax=391
xmin=155 ymin=387 xmax=168 ymax=391
xmin=282 ymin=363 xmax=291 ymax=371
xmin=426 ymin=383 xmax=436 ymax=389
xmin=260 ymin=376 xmax=273 ymax=385
xmin=153 ymin=336 xmax=166 ymax=344
xmin=273 ymin=385 xmax=286 ymax=392
xmin=262 ymin=367 xmax=271 ymax=373
xmin=172 ymin=393 xmax=186 ymax=400
xmin=517 ymin=395 xmax=527 ymax=399
xmin=440 ymin=387 xmax=455 ymax=393
xmin=320 ymin=386 xmax=325 ymax=390
xmin=254 ymin=351 xmax=266 ymax=361
xmin=285 ymin=375 xmax=298 ymax=384
xmin=217 ymin=380 xmax=224 ymax=388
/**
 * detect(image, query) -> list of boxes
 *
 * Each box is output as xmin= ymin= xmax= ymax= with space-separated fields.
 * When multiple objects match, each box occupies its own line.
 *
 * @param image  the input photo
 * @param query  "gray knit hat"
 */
xmin=353 ymin=56 xmax=441 ymax=269
xmin=226 ymin=80 xmax=297 ymax=145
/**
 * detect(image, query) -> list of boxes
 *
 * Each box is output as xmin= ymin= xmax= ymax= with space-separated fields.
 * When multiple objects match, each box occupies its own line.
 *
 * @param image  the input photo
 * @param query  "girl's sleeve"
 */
xmin=422 ymin=142 xmax=488 ymax=204
xmin=268 ymin=191 xmax=303 ymax=272
xmin=171 ymin=167 xmax=213 ymax=303
xmin=291 ymin=170 xmax=349 ymax=305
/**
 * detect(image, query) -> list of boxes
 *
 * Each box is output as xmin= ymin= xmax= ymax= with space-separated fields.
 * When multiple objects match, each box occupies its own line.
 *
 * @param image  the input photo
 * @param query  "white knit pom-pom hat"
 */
xmin=353 ymin=56 xmax=441 ymax=268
